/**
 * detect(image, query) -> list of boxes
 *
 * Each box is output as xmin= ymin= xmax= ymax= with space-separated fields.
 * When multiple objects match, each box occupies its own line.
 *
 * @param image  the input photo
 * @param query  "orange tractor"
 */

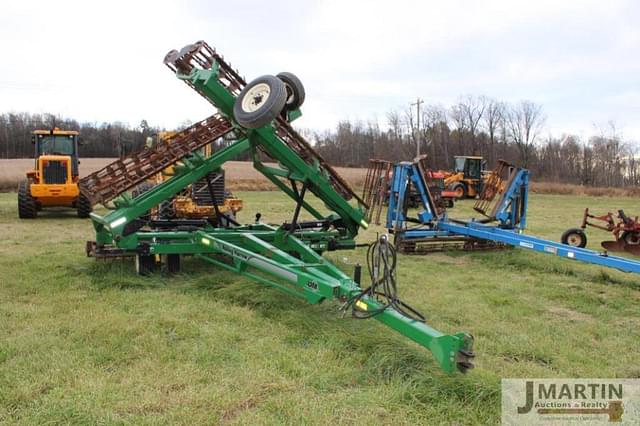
xmin=18 ymin=128 xmax=91 ymax=218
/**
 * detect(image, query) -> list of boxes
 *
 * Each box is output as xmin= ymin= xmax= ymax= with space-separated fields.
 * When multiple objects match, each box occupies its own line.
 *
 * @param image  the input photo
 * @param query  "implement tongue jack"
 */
xmin=81 ymin=40 xmax=474 ymax=374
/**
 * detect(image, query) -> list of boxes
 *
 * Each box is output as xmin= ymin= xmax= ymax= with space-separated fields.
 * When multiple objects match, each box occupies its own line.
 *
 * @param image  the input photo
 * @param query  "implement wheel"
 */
xmin=166 ymin=254 xmax=180 ymax=274
xmin=277 ymin=72 xmax=305 ymax=111
xmin=561 ymin=228 xmax=587 ymax=248
xmin=18 ymin=180 xmax=37 ymax=218
xmin=77 ymin=193 xmax=92 ymax=218
xmin=135 ymin=254 xmax=156 ymax=276
xmin=233 ymin=75 xmax=287 ymax=129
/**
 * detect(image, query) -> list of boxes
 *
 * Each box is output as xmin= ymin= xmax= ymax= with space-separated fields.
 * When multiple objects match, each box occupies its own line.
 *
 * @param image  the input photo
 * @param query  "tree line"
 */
xmin=314 ymin=96 xmax=640 ymax=188
xmin=0 ymin=112 xmax=161 ymax=158
xmin=1 ymin=103 xmax=638 ymax=188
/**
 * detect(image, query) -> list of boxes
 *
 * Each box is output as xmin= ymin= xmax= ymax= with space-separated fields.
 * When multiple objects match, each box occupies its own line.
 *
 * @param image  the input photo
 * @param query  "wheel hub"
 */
xmin=241 ymin=83 xmax=271 ymax=113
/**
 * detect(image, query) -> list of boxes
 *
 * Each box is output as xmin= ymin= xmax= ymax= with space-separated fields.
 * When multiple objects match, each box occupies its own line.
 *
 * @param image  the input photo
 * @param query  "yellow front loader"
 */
xmin=18 ymin=129 xmax=91 ymax=218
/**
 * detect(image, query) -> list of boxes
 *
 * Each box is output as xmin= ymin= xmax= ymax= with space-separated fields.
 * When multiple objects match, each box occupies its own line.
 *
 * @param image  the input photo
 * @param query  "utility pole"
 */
xmin=411 ymin=97 xmax=424 ymax=157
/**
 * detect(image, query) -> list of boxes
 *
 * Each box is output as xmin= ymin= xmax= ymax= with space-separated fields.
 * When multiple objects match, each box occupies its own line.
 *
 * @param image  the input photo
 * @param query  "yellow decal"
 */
xmin=355 ymin=300 xmax=368 ymax=311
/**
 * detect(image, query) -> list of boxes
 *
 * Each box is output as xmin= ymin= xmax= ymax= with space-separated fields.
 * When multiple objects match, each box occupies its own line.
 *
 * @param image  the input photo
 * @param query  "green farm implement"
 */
xmin=79 ymin=41 xmax=474 ymax=374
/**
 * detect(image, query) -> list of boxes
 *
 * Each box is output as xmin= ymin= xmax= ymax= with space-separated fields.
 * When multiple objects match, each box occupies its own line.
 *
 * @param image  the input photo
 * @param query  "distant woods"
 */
xmin=314 ymin=96 xmax=640 ymax=188
xmin=0 ymin=112 xmax=167 ymax=159
xmin=1 ymin=100 xmax=639 ymax=188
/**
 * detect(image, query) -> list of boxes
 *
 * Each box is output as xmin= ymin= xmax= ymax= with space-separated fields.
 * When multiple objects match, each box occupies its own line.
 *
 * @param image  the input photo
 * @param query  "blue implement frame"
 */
xmin=386 ymin=160 xmax=640 ymax=274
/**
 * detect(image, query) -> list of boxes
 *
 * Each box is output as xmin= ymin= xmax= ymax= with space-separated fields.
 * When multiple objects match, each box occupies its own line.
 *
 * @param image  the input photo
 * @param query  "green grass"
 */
xmin=1 ymin=191 xmax=639 ymax=424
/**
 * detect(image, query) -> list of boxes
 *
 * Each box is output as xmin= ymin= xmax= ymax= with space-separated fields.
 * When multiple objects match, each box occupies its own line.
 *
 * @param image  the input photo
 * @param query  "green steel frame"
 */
xmin=88 ymin=45 xmax=474 ymax=373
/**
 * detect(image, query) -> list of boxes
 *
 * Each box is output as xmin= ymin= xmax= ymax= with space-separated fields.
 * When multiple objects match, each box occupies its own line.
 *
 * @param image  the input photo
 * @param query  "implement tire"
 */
xmin=277 ymin=72 xmax=305 ymax=111
xmin=561 ymin=228 xmax=587 ymax=248
xmin=233 ymin=75 xmax=287 ymax=129
xmin=18 ymin=181 xmax=37 ymax=219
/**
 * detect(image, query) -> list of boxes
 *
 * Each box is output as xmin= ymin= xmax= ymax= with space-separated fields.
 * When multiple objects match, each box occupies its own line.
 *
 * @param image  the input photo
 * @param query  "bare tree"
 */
xmin=458 ymin=95 xmax=486 ymax=155
xmin=449 ymin=103 xmax=467 ymax=155
xmin=386 ymin=110 xmax=402 ymax=141
xmin=505 ymin=100 xmax=545 ymax=167
xmin=482 ymin=97 xmax=504 ymax=165
xmin=422 ymin=103 xmax=449 ymax=167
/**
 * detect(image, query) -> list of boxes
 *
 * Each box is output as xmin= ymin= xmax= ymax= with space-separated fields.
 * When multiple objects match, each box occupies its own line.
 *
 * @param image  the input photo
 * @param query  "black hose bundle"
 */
xmin=347 ymin=235 xmax=426 ymax=322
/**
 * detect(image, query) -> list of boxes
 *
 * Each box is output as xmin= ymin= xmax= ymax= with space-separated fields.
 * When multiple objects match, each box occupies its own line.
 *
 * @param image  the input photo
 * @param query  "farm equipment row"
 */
xmin=371 ymin=155 xmax=640 ymax=273
xmin=362 ymin=156 xmax=456 ymax=226
xmin=78 ymin=40 xmax=475 ymax=374
xmin=41 ymin=39 xmax=637 ymax=377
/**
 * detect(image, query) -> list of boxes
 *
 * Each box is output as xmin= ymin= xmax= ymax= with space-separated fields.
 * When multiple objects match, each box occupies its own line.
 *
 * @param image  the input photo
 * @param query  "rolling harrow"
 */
xmin=82 ymin=40 xmax=475 ymax=374
xmin=79 ymin=114 xmax=235 ymax=206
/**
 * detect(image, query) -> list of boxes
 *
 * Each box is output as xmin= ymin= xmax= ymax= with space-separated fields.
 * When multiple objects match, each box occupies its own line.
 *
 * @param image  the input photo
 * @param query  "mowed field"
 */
xmin=0 ymin=159 xmax=367 ymax=192
xmin=1 ymin=190 xmax=640 ymax=424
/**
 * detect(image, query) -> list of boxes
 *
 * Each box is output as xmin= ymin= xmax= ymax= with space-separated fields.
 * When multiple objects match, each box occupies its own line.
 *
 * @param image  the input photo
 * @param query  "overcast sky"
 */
xmin=1 ymin=0 xmax=639 ymax=140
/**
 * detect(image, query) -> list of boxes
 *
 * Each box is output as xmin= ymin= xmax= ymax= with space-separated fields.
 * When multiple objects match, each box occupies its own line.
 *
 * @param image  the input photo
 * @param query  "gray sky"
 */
xmin=1 ymin=0 xmax=639 ymax=140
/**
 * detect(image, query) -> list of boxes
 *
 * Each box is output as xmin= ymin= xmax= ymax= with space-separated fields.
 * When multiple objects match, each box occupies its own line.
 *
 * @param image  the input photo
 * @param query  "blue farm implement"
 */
xmin=380 ymin=156 xmax=640 ymax=274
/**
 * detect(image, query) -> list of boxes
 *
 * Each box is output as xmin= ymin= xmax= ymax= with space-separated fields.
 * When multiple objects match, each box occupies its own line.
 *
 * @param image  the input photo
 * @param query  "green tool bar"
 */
xmin=90 ymin=138 xmax=251 ymax=246
xmin=193 ymin=229 xmax=473 ymax=373
xmin=186 ymin=68 xmax=367 ymax=238
xmin=360 ymin=298 xmax=473 ymax=374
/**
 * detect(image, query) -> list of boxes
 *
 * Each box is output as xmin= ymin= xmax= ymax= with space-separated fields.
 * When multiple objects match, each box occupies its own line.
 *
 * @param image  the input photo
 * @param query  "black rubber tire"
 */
xmin=76 ymin=193 xmax=92 ymax=218
xmin=621 ymin=231 xmax=640 ymax=245
xmin=233 ymin=75 xmax=287 ymax=129
xmin=135 ymin=254 xmax=156 ymax=276
xmin=131 ymin=182 xmax=155 ymax=221
xmin=450 ymin=183 xmax=467 ymax=199
xmin=166 ymin=254 xmax=180 ymax=274
xmin=276 ymin=72 xmax=305 ymax=111
xmin=158 ymin=199 xmax=176 ymax=219
xmin=561 ymin=228 xmax=587 ymax=248
xmin=131 ymin=182 xmax=155 ymax=198
xmin=18 ymin=180 xmax=37 ymax=219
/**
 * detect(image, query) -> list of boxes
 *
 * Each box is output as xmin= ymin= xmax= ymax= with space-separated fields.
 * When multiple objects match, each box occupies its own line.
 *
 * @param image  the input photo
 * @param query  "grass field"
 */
xmin=1 ymin=190 xmax=640 ymax=424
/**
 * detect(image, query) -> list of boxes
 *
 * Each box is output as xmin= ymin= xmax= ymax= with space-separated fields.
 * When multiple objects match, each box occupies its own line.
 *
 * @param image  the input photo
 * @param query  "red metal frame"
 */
xmin=581 ymin=208 xmax=640 ymax=242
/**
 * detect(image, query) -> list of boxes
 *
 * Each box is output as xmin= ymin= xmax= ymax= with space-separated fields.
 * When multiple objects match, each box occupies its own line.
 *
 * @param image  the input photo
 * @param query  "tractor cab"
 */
xmin=444 ymin=156 xmax=487 ymax=198
xmin=32 ymin=129 xmax=80 ymax=180
xmin=453 ymin=156 xmax=485 ymax=180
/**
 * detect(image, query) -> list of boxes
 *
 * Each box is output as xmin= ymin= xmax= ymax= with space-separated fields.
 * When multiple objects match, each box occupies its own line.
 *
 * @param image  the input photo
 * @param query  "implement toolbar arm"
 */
xmin=91 ymin=139 xmax=251 ymax=245
xmin=178 ymin=65 xmax=368 ymax=238
xmin=193 ymin=229 xmax=474 ymax=373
